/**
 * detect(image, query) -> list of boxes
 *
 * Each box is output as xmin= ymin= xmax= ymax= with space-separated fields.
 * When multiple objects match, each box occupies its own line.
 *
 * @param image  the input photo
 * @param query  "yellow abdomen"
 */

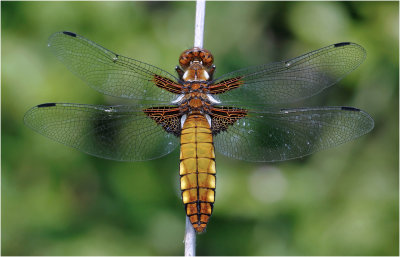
xmin=180 ymin=113 xmax=216 ymax=233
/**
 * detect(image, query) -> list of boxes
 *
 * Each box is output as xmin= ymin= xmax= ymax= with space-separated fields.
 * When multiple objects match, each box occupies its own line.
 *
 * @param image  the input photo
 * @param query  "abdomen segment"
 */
xmin=180 ymin=113 xmax=216 ymax=233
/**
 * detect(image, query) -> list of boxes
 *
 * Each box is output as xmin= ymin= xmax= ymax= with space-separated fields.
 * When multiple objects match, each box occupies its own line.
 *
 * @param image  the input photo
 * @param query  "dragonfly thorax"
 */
xmin=177 ymin=90 xmax=213 ymax=113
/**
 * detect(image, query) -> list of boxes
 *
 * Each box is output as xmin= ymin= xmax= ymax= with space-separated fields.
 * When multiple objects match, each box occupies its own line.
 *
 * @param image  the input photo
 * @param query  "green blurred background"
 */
xmin=2 ymin=1 xmax=398 ymax=255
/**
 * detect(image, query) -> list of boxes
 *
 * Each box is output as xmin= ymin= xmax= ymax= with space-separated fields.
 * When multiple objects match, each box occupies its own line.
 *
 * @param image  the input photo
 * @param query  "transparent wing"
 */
xmin=213 ymin=42 xmax=366 ymax=108
xmin=24 ymin=103 xmax=179 ymax=161
xmin=48 ymin=31 xmax=179 ymax=103
xmin=214 ymin=107 xmax=374 ymax=162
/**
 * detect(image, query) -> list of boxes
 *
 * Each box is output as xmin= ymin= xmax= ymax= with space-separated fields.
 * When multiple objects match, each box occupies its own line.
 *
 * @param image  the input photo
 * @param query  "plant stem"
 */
xmin=194 ymin=0 xmax=205 ymax=48
xmin=184 ymin=1 xmax=206 ymax=256
xmin=184 ymin=216 xmax=196 ymax=256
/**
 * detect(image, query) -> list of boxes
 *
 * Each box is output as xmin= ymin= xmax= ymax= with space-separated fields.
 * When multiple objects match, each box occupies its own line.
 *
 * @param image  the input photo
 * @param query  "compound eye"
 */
xmin=179 ymin=48 xmax=214 ymax=68
xmin=200 ymin=51 xmax=214 ymax=67
xmin=179 ymin=55 xmax=190 ymax=68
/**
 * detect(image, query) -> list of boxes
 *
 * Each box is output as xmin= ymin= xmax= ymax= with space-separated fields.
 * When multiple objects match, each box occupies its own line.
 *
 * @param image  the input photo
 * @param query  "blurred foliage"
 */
xmin=1 ymin=1 xmax=398 ymax=255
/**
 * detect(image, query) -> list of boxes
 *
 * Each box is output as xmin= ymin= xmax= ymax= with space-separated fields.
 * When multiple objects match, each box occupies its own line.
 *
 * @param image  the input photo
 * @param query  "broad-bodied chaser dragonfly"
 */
xmin=24 ymin=31 xmax=374 ymax=233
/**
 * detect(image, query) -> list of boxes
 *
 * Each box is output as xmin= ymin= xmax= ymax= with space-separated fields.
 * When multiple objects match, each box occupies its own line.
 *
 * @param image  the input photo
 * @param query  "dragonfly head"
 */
xmin=179 ymin=47 xmax=214 ymax=70
xmin=179 ymin=48 xmax=214 ymax=81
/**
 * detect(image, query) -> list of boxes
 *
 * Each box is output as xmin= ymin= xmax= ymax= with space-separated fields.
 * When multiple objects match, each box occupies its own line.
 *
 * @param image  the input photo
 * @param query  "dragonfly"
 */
xmin=24 ymin=31 xmax=374 ymax=233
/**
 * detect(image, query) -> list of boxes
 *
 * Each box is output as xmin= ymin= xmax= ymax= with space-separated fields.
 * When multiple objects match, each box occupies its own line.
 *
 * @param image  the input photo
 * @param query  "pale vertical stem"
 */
xmin=184 ymin=2 xmax=206 ymax=256
xmin=184 ymin=216 xmax=196 ymax=256
xmin=194 ymin=0 xmax=205 ymax=48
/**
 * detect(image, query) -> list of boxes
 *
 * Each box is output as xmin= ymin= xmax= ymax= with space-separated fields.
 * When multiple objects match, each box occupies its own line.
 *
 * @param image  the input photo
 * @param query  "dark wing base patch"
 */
xmin=208 ymin=76 xmax=243 ymax=94
xmin=143 ymin=106 xmax=182 ymax=136
xmin=153 ymin=75 xmax=183 ymax=94
xmin=209 ymin=107 xmax=247 ymax=134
